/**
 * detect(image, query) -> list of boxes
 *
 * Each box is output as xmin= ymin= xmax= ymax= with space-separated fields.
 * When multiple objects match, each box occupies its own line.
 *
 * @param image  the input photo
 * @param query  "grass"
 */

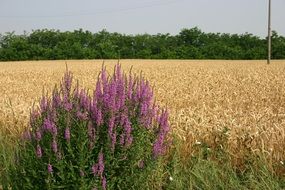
xmin=164 ymin=138 xmax=285 ymax=190
xmin=0 ymin=59 xmax=285 ymax=189
xmin=0 ymin=124 xmax=19 ymax=189
xmin=1 ymin=132 xmax=284 ymax=189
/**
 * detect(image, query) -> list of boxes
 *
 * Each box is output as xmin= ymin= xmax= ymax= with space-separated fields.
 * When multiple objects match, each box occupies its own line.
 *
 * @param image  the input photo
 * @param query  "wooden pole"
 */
xmin=267 ymin=0 xmax=271 ymax=64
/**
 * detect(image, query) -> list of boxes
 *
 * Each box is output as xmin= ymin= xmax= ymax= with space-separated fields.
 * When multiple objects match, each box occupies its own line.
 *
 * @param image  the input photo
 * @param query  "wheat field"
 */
xmin=1 ymin=60 xmax=285 ymax=168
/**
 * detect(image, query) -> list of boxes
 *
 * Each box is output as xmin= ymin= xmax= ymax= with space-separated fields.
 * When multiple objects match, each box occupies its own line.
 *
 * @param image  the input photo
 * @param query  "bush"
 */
xmin=9 ymin=64 xmax=170 ymax=189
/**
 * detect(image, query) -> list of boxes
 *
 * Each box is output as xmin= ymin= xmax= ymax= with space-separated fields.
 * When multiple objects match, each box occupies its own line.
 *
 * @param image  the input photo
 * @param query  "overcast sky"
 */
xmin=0 ymin=0 xmax=284 ymax=37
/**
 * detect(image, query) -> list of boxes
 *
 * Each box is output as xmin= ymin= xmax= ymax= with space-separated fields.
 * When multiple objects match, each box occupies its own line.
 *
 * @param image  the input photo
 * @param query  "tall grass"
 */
xmin=164 ymin=137 xmax=285 ymax=190
xmin=1 ymin=132 xmax=284 ymax=189
xmin=0 ymin=122 xmax=19 ymax=189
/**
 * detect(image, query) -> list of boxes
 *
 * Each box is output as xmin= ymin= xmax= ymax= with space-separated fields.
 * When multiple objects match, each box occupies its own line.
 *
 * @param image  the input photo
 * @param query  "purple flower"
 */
xmin=35 ymin=130 xmax=42 ymax=141
xmin=115 ymin=63 xmax=122 ymax=81
xmin=108 ymin=116 xmax=115 ymax=139
xmin=36 ymin=144 xmax=42 ymax=158
xmin=96 ymin=108 xmax=103 ymax=126
xmin=64 ymin=127 xmax=70 ymax=141
xmin=119 ymin=133 xmax=125 ymax=146
xmin=30 ymin=109 xmax=41 ymax=126
xmin=111 ymin=132 xmax=117 ymax=151
xmin=153 ymin=135 xmax=164 ymax=157
xmin=76 ymin=111 xmax=88 ymax=120
xmin=153 ymin=109 xmax=170 ymax=157
xmin=62 ymin=71 xmax=73 ymax=95
xmin=91 ymin=164 xmax=98 ymax=176
xmin=125 ymin=125 xmax=132 ymax=146
xmin=52 ymin=89 xmax=61 ymax=108
xmin=52 ymin=139 xmax=58 ymax=153
xmin=103 ymin=80 xmax=117 ymax=112
xmin=51 ymin=125 xmax=58 ymax=136
xmin=95 ymin=80 xmax=102 ymax=99
xmin=127 ymin=136 xmax=133 ymax=147
xmin=91 ymin=152 xmax=105 ymax=176
xmin=120 ymin=114 xmax=132 ymax=147
xmin=40 ymin=96 xmax=48 ymax=112
xmin=90 ymin=102 xmax=103 ymax=127
xmin=63 ymin=99 xmax=73 ymax=111
xmin=102 ymin=176 xmax=107 ymax=190
xmin=98 ymin=152 xmax=104 ymax=176
xmin=43 ymin=118 xmax=57 ymax=136
xmin=78 ymin=89 xmax=90 ymax=110
xmin=48 ymin=163 xmax=53 ymax=173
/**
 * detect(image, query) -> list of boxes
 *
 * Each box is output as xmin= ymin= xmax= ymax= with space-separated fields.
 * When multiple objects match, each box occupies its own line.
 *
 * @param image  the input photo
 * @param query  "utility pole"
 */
xmin=267 ymin=0 xmax=271 ymax=64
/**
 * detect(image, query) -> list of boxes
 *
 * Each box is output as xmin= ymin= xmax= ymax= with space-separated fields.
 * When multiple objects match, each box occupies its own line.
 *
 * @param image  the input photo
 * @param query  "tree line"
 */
xmin=0 ymin=27 xmax=284 ymax=61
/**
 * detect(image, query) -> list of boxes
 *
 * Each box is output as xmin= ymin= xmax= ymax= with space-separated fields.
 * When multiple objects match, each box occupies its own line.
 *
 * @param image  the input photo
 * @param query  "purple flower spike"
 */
xmin=79 ymin=89 xmax=90 ymax=110
xmin=111 ymin=132 xmax=117 ymax=151
xmin=36 ymin=144 xmax=42 ymax=158
xmin=95 ymin=79 xmax=102 ymax=99
xmin=51 ymin=125 xmax=58 ymax=136
xmin=43 ymin=118 xmax=57 ymax=136
xmin=102 ymin=176 xmax=107 ymax=190
xmin=40 ymin=96 xmax=48 ymax=112
xmin=35 ymin=130 xmax=42 ymax=141
xmin=98 ymin=151 xmax=105 ymax=177
xmin=64 ymin=127 xmax=71 ymax=141
xmin=52 ymin=89 xmax=61 ymax=108
xmin=92 ymin=164 xmax=98 ymax=176
xmin=96 ymin=108 xmax=103 ymax=126
xmin=63 ymin=100 xmax=73 ymax=111
xmin=120 ymin=114 xmax=133 ymax=147
xmin=76 ymin=111 xmax=88 ymax=120
xmin=48 ymin=163 xmax=53 ymax=173
xmin=30 ymin=108 xmax=41 ymax=126
xmin=62 ymin=70 xmax=73 ymax=95
xmin=52 ymin=139 xmax=58 ymax=153
xmin=108 ymin=116 xmax=115 ymax=139
xmin=119 ymin=133 xmax=125 ymax=146
xmin=153 ymin=109 xmax=170 ymax=157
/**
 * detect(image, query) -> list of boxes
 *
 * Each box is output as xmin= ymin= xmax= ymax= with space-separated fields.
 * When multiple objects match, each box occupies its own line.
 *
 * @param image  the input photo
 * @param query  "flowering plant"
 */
xmin=10 ymin=63 xmax=170 ymax=189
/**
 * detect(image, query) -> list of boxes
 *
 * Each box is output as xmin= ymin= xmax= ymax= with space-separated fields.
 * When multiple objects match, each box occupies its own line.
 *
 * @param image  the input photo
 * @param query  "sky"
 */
xmin=0 ymin=0 xmax=284 ymax=38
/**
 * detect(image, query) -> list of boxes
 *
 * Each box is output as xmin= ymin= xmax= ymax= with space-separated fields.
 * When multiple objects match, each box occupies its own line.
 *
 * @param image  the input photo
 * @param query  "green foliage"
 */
xmin=1 ymin=27 xmax=284 ymax=61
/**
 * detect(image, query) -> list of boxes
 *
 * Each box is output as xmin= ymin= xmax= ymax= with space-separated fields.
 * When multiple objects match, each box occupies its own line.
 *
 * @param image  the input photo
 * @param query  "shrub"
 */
xmin=9 ymin=64 xmax=170 ymax=189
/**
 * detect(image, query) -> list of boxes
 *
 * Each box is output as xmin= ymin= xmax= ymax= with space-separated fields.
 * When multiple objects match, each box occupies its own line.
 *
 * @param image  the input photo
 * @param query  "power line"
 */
xmin=0 ymin=0 xmax=185 ymax=19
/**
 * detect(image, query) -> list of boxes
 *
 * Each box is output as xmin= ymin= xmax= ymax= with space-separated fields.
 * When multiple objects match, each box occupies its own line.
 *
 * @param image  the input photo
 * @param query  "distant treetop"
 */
xmin=0 ymin=27 xmax=284 ymax=61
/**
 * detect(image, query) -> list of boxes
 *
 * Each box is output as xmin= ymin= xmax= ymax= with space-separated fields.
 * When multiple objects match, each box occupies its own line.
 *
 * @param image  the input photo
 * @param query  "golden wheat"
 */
xmin=1 ymin=59 xmax=285 ymax=167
